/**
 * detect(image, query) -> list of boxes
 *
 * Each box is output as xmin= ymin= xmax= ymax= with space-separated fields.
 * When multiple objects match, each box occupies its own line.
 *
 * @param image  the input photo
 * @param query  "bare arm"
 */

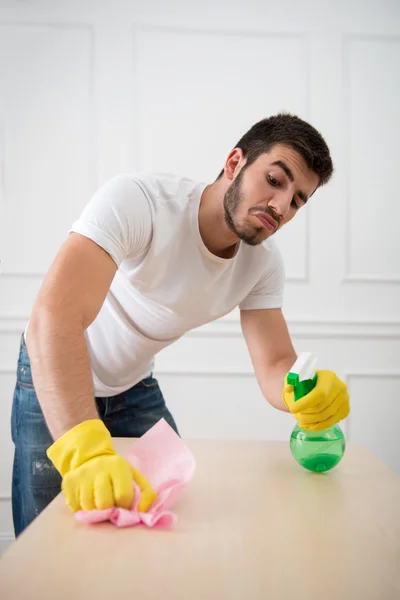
xmin=240 ymin=308 xmax=297 ymax=411
xmin=26 ymin=232 xmax=117 ymax=440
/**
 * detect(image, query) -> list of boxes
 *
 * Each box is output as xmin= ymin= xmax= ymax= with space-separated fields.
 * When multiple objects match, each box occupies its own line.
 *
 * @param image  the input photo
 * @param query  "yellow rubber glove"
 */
xmin=282 ymin=369 xmax=350 ymax=432
xmin=47 ymin=419 xmax=157 ymax=513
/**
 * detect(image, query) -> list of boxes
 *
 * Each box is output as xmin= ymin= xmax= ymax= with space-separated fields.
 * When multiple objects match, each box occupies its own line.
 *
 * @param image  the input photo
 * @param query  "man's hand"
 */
xmin=47 ymin=419 xmax=156 ymax=512
xmin=282 ymin=369 xmax=350 ymax=432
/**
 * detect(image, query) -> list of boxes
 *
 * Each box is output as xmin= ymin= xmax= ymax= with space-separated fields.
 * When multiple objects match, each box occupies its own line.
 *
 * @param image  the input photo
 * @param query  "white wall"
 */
xmin=1 ymin=0 xmax=399 ymax=551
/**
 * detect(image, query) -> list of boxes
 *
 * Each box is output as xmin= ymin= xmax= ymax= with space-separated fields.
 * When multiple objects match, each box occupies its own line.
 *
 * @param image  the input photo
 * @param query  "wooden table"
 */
xmin=1 ymin=439 xmax=400 ymax=599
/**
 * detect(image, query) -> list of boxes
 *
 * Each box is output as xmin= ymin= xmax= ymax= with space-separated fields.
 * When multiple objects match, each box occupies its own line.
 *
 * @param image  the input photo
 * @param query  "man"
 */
xmin=11 ymin=113 xmax=350 ymax=537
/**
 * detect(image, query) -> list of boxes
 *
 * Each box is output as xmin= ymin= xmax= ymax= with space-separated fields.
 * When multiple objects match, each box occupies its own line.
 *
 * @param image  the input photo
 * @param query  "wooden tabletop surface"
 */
xmin=1 ymin=439 xmax=399 ymax=600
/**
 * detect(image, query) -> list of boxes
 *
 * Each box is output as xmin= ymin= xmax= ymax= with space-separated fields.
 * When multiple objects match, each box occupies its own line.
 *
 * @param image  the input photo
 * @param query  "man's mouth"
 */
xmin=254 ymin=212 xmax=278 ymax=232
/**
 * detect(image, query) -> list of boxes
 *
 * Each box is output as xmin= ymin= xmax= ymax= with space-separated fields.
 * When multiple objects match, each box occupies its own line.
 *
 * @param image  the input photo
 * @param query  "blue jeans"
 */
xmin=11 ymin=334 xmax=178 ymax=537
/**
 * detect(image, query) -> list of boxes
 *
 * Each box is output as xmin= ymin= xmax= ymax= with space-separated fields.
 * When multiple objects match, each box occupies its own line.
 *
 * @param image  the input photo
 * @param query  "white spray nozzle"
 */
xmin=289 ymin=352 xmax=317 ymax=382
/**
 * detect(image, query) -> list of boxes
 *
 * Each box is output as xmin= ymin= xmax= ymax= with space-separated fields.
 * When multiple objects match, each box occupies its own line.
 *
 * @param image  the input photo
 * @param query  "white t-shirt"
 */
xmin=69 ymin=173 xmax=285 ymax=397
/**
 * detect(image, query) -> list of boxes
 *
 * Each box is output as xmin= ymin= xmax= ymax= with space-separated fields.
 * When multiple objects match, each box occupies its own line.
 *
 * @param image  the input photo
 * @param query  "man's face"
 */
xmin=223 ymin=145 xmax=320 ymax=246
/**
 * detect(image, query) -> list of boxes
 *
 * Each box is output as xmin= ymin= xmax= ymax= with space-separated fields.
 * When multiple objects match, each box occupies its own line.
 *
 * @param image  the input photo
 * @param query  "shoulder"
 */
xmin=125 ymin=172 xmax=203 ymax=205
xmin=242 ymin=236 xmax=284 ymax=273
xmin=261 ymin=237 xmax=284 ymax=267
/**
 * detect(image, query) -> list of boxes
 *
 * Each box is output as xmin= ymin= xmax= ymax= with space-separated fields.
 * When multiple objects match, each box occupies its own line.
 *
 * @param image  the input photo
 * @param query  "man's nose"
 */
xmin=268 ymin=192 xmax=292 ymax=219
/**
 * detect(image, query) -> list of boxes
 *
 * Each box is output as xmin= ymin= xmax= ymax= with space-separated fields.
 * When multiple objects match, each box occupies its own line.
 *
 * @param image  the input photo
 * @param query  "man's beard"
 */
xmin=223 ymin=171 xmax=279 ymax=246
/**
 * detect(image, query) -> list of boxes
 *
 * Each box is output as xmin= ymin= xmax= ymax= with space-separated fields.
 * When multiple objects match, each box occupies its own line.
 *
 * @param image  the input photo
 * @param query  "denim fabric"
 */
xmin=11 ymin=334 xmax=178 ymax=537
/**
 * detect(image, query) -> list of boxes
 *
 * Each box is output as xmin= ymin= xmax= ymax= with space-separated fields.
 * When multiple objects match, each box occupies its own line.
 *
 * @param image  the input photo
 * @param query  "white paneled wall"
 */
xmin=0 ymin=23 xmax=95 ymax=275
xmin=345 ymin=36 xmax=400 ymax=282
xmin=0 ymin=0 xmax=399 ymax=552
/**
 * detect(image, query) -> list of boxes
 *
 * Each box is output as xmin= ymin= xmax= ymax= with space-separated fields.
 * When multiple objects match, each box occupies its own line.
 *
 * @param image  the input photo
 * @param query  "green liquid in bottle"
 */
xmin=290 ymin=424 xmax=345 ymax=473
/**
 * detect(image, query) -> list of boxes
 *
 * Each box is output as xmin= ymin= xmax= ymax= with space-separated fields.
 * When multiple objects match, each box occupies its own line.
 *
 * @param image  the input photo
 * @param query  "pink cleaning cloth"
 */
xmin=75 ymin=418 xmax=195 ymax=529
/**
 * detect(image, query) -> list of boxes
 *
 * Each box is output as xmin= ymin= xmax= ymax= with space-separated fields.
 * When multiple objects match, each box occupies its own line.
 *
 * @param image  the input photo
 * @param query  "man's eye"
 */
xmin=268 ymin=175 xmax=279 ymax=186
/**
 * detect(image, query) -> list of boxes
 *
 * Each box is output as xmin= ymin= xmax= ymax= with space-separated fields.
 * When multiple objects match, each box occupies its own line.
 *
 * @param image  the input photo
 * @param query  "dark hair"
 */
xmin=217 ymin=112 xmax=333 ymax=186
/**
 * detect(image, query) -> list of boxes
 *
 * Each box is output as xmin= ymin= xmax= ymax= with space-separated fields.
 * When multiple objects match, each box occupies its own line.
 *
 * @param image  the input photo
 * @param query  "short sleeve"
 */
xmin=239 ymin=242 xmax=285 ymax=310
xmin=69 ymin=174 xmax=152 ymax=267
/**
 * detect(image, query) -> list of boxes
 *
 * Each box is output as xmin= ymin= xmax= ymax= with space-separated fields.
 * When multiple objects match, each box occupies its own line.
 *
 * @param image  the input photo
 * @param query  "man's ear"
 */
xmin=224 ymin=148 xmax=245 ymax=181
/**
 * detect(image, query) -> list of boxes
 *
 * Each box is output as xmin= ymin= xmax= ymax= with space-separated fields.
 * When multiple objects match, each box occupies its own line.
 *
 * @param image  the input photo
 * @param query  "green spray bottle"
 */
xmin=288 ymin=352 xmax=346 ymax=473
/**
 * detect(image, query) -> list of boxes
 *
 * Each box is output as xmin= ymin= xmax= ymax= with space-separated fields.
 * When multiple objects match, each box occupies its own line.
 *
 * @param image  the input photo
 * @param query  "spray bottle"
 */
xmin=288 ymin=352 xmax=345 ymax=473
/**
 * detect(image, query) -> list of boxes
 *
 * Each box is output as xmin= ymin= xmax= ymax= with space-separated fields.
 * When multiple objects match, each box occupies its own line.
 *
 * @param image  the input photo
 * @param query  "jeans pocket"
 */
xmin=29 ymin=451 xmax=61 ymax=489
xmin=16 ymin=362 xmax=34 ymax=389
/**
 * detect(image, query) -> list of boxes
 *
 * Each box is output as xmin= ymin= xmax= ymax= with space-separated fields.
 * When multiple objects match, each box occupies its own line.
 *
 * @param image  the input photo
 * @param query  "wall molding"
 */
xmin=345 ymin=370 xmax=400 ymax=378
xmin=1 ymin=316 xmax=400 ymax=339
xmin=154 ymin=367 xmax=400 ymax=377
xmin=343 ymin=274 xmax=400 ymax=284
xmin=0 ymin=533 xmax=14 ymax=555
xmin=189 ymin=318 xmax=400 ymax=339
xmin=0 ymin=272 xmax=45 ymax=278
xmin=5 ymin=361 xmax=400 ymax=377
xmin=342 ymin=34 xmax=400 ymax=284
xmin=0 ymin=495 xmax=13 ymax=555
xmin=132 ymin=22 xmax=310 ymax=43
xmin=0 ymin=118 xmax=6 ymax=205
xmin=0 ymin=19 xmax=97 ymax=277
xmin=344 ymin=370 xmax=400 ymax=443
xmin=0 ymin=317 xmax=27 ymax=333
